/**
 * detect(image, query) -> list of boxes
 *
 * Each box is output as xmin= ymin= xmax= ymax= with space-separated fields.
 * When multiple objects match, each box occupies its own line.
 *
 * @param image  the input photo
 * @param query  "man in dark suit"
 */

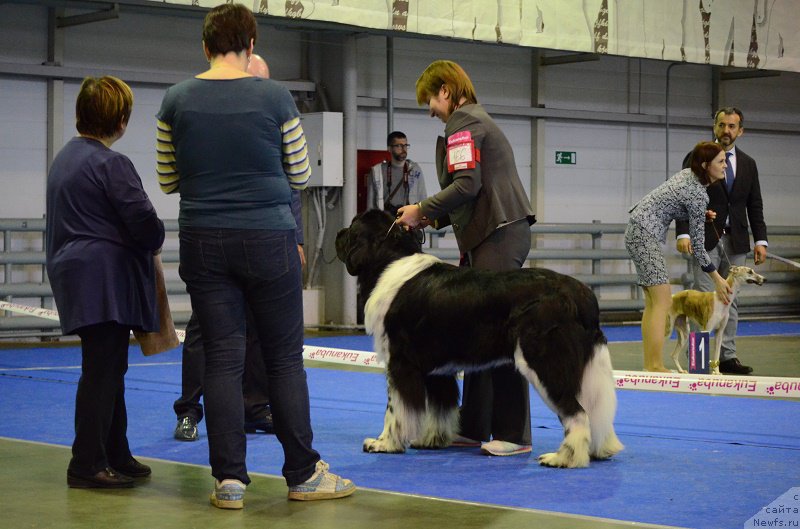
xmin=676 ymin=107 xmax=768 ymax=375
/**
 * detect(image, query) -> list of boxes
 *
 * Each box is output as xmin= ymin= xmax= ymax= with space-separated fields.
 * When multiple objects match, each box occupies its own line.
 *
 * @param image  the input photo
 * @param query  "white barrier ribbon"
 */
xmin=3 ymin=301 xmax=797 ymax=398
xmin=766 ymin=251 xmax=800 ymax=269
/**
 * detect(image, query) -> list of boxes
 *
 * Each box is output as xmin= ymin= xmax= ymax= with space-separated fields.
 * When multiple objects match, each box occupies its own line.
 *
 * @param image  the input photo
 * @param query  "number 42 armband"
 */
xmin=446 ymin=131 xmax=481 ymax=173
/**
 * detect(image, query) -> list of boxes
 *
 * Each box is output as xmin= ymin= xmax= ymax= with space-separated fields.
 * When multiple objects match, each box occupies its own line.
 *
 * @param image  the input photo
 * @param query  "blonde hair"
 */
xmin=75 ymin=76 xmax=133 ymax=138
xmin=415 ymin=60 xmax=477 ymax=114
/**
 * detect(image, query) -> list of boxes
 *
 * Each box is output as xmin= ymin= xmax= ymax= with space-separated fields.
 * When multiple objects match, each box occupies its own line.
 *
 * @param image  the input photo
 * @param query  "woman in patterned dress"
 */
xmin=625 ymin=141 xmax=731 ymax=372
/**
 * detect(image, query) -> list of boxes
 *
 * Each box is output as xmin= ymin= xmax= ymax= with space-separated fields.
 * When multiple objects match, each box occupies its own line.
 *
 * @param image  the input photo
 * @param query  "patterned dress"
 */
xmin=625 ymin=168 xmax=715 ymax=286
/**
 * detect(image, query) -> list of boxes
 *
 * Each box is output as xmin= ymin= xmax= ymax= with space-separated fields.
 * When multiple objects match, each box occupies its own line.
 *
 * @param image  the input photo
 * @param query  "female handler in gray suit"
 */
xmin=396 ymin=60 xmax=536 ymax=457
xmin=625 ymin=141 xmax=731 ymax=372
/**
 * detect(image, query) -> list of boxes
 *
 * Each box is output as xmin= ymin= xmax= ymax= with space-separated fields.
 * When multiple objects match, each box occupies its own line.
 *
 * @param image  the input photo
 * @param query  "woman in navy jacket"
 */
xmin=46 ymin=76 xmax=165 ymax=488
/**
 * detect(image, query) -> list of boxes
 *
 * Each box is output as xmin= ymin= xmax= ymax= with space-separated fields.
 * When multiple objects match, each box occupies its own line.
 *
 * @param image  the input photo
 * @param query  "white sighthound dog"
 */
xmin=666 ymin=266 xmax=766 ymax=374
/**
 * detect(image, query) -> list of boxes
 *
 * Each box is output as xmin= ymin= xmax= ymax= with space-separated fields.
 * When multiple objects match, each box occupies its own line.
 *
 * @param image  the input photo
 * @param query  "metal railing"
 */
xmin=2 ymin=219 xmax=799 ymax=336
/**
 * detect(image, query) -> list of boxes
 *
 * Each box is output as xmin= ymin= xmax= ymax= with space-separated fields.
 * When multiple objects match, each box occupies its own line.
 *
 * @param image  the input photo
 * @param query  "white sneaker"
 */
xmin=210 ymin=479 xmax=245 ymax=509
xmin=287 ymin=460 xmax=356 ymax=501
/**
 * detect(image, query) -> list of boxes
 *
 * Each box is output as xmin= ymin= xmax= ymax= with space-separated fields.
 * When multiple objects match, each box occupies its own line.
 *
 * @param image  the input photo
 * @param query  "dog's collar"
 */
xmin=384 ymin=221 xmax=425 ymax=248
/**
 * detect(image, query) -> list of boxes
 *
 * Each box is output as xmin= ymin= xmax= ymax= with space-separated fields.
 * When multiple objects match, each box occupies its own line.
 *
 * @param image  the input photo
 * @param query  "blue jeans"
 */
xmin=179 ymin=227 xmax=319 ymax=486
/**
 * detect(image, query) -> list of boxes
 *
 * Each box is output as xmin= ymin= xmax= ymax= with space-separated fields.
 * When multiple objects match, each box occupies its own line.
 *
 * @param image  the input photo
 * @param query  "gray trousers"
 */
xmin=459 ymin=220 xmax=532 ymax=444
xmin=688 ymin=234 xmax=746 ymax=361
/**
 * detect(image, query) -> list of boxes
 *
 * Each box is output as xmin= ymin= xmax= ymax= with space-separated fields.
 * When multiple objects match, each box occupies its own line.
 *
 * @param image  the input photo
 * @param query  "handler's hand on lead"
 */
xmin=705 ymin=209 xmax=717 ymax=222
xmin=676 ymin=238 xmax=692 ymax=254
xmin=396 ymin=204 xmax=423 ymax=230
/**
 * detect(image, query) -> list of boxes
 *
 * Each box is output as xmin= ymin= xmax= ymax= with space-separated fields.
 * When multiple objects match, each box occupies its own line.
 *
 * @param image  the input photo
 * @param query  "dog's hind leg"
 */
xmin=513 ymin=293 xmax=623 ymax=467
xmin=515 ymin=333 xmax=591 ymax=467
xmin=539 ymin=411 xmax=591 ymax=468
xmin=410 ymin=374 xmax=460 ymax=449
xmin=363 ymin=363 xmax=426 ymax=453
xmin=669 ymin=314 xmax=689 ymax=374
xmin=581 ymin=343 xmax=624 ymax=460
xmin=524 ymin=341 xmax=621 ymax=467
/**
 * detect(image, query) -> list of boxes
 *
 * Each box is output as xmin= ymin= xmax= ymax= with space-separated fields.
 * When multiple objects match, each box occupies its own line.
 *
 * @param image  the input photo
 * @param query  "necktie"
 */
xmin=725 ymin=151 xmax=734 ymax=193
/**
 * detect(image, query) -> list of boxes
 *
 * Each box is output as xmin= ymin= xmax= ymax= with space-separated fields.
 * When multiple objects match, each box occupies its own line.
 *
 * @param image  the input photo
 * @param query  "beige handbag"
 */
xmin=133 ymin=253 xmax=180 ymax=356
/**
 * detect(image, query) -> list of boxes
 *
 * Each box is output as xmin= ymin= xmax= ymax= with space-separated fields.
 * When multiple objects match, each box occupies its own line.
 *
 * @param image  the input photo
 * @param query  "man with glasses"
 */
xmin=366 ymin=131 xmax=427 ymax=216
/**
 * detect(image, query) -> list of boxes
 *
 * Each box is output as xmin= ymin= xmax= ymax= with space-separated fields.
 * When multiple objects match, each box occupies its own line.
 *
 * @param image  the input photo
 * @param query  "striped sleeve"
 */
xmin=156 ymin=119 xmax=180 ymax=194
xmin=281 ymin=116 xmax=311 ymax=190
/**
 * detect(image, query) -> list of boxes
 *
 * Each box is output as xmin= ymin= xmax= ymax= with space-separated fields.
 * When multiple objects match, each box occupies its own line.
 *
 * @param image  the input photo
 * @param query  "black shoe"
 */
xmin=719 ymin=358 xmax=753 ymax=375
xmin=174 ymin=416 xmax=198 ymax=441
xmin=244 ymin=411 xmax=274 ymax=434
xmin=113 ymin=458 xmax=152 ymax=478
xmin=67 ymin=467 xmax=134 ymax=489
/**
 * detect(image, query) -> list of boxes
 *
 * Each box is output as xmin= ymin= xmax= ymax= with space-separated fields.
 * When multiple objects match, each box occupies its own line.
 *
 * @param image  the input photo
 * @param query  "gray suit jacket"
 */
xmin=420 ymin=104 xmax=534 ymax=253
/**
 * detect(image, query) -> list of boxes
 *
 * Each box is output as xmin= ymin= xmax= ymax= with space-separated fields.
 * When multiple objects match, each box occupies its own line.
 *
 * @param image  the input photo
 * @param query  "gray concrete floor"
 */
xmin=0 ymin=438 xmax=682 ymax=529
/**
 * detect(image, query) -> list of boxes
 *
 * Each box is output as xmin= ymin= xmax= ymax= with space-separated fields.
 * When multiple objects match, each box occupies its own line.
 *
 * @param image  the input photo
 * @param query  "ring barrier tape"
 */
xmin=2 ymin=300 xmax=798 ymax=399
xmin=766 ymin=251 xmax=800 ymax=269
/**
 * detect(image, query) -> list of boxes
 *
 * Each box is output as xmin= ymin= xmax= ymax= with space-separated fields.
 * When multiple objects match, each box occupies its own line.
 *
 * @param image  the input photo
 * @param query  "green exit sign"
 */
xmin=555 ymin=151 xmax=576 ymax=164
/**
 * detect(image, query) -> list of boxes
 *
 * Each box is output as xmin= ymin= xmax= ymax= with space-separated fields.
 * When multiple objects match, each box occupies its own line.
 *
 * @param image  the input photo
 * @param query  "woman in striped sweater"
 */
xmin=156 ymin=3 xmax=353 ymax=509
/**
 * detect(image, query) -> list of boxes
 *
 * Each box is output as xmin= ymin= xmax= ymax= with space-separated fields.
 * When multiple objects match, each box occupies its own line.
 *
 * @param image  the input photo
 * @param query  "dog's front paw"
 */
xmin=363 ymin=437 xmax=405 ymax=454
xmin=538 ymin=450 xmax=589 ymax=468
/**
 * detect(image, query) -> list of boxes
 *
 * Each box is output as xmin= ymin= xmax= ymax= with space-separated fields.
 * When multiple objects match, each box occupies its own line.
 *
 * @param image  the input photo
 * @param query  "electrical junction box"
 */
xmin=299 ymin=112 xmax=343 ymax=187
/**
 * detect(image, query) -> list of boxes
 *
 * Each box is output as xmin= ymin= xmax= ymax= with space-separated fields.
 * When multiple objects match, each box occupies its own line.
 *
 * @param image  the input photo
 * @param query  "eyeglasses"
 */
xmin=390 ymin=144 xmax=411 ymax=150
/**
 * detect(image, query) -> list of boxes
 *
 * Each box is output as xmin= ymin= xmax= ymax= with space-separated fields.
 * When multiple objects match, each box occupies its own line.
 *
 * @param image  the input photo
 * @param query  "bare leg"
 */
xmin=641 ymin=284 xmax=672 ymax=372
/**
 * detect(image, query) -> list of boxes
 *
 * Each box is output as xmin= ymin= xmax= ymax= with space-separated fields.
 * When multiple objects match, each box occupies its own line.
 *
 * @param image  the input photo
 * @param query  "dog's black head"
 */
xmin=336 ymin=209 xmax=423 ymax=295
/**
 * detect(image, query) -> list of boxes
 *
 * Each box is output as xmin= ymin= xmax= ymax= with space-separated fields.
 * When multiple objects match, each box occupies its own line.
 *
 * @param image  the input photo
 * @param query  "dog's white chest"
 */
xmin=704 ymin=298 xmax=729 ymax=331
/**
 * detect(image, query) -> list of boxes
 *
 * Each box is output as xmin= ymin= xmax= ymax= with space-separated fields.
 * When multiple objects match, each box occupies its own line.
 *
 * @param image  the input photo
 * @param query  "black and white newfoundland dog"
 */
xmin=335 ymin=210 xmax=623 ymax=468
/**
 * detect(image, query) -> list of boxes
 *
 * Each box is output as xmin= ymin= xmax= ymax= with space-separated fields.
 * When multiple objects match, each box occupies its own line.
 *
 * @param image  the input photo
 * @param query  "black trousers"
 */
xmin=173 ymin=310 xmax=270 ymax=423
xmin=69 ymin=321 xmax=133 ymax=475
xmin=458 ymin=220 xmax=532 ymax=445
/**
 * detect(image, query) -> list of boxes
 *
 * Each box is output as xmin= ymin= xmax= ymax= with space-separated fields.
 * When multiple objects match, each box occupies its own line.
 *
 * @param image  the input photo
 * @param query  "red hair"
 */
xmin=688 ymin=141 xmax=724 ymax=186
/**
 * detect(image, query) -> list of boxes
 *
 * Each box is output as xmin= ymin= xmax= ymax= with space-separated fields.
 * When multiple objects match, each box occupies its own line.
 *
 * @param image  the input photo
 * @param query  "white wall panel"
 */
xmin=0 ymin=79 xmax=47 ymax=217
xmin=0 ymin=5 xmax=47 ymax=63
xmin=1 ymin=4 xmax=798 ymax=281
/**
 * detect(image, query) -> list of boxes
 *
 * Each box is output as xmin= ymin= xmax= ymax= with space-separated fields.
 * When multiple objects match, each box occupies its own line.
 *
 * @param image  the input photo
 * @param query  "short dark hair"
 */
xmin=714 ymin=107 xmax=744 ymax=127
xmin=202 ymin=3 xmax=257 ymax=56
xmin=387 ymin=131 xmax=407 ymax=146
xmin=689 ymin=141 xmax=724 ymax=185
xmin=75 ymin=76 xmax=133 ymax=138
